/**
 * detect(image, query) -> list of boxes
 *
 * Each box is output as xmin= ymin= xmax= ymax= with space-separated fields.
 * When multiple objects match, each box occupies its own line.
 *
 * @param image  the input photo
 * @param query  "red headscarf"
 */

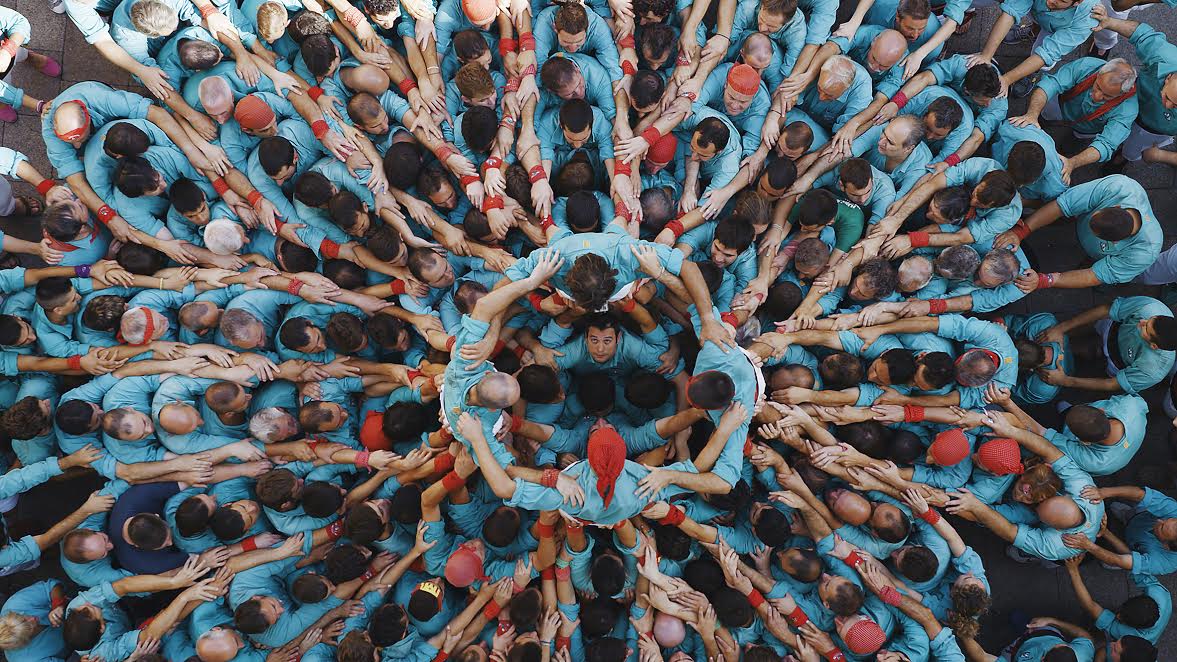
xmin=588 ymin=427 xmax=626 ymax=508
xmin=929 ymin=429 xmax=970 ymax=466
xmin=976 ymin=438 xmax=1025 ymax=475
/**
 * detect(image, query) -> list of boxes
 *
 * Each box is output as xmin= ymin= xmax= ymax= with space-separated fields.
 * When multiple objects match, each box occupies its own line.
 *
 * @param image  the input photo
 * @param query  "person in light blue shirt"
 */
xmin=532 ymin=3 xmax=622 ymax=80
xmin=798 ymin=56 xmax=873 ymax=133
xmin=0 ymin=580 xmax=70 ymax=662
xmin=829 ymin=25 xmax=908 ymax=100
xmin=1055 ymin=175 xmax=1160 ymax=286
xmin=812 ymin=158 xmax=897 ymax=225
xmin=992 ymin=121 xmax=1068 ymax=204
xmin=1003 ymin=312 xmax=1070 ymax=405
xmin=536 ymin=102 xmax=616 ymax=180
xmin=697 ymin=62 xmax=772 ymax=157
xmin=729 ymin=0 xmax=807 ymax=77
xmin=536 ymin=52 xmax=617 ymax=119
xmin=1024 ymin=56 xmax=1138 ymax=171
xmin=864 ymin=0 xmax=946 ymax=60
xmin=896 ymin=86 xmax=974 ymax=164
xmin=672 ymin=104 xmax=745 ymax=199
xmin=1045 ymin=394 xmax=1148 ymax=476
xmin=1066 ymin=560 xmax=1170 ymax=653
xmin=109 ymin=0 xmax=204 ymax=69
xmin=987 ymin=0 xmax=1100 ymax=93
xmin=849 ymin=117 xmax=934 ymax=197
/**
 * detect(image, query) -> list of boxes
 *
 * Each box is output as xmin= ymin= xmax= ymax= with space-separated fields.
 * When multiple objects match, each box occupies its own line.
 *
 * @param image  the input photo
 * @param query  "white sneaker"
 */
xmin=49 ymin=0 xmax=65 ymax=13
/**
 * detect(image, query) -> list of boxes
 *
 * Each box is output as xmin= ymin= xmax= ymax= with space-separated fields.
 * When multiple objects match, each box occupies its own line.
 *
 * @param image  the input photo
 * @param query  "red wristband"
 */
xmin=520 ymin=63 xmax=537 ymax=77
xmin=436 ymin=145 xmax=456 ymax=162
xmin=659 ymin=505 xmax=686 ymax=526
xmin=720 ymin=312 xmax=738 ymax=327
xmin=441 ymin=470 xmax=466 ymax=491
xmin=528 ymin=292 xmax=545 ymax=311
xmin=908 ymin=231 xmax=930 ymax=248
xmin=825 ymin=648 xmax=847 ymax=662
xmin=746 ymin=589 xmax=765 ymax=609
xmin=903 ymin=404 xmax=925 ymax=423
xmin=618 ymin=35 xmax=636 ymax=49
xmin=483 ymin=601 xmax=502 ymax=619
xmin=621 ymin=60 xmax=637 ymax=76
xmin=891 ymin=91 xmax=908 ymax=109
xmin=241 ymin=536 xmax=259 ymax=552
xmin=541 ymin=567 xmax=556 ymax=580
xmin=433 ymin=652 xmax=449 ymax=662
xmin=613 ymin=160 xmax=632 ymax=176
xmin=540 ymin=215 xmax=555 ymax=231
xmin=510 ymin=414 xmax=525 ymax=434
xmin=498 ymin=38 xmax=517 ymax=56
xmin=248 ymin=190 xmax=264 ymax=208
xmin=918 ymin=508 xmax=941 ymax=524
xmin=287 ymin=278 xmax=305 ymax=295
xmin=326 ymin=519 xmax=344 ymax=541
xmin=518 ymin=32 xmax=535 ymax=51
xmin=307 ymin=86 xmax=325 ymax=101
xmin=36 ymin=179 xmax=58 ymax=196
xmin=446 ymin=335 xmax=457 ymax=352
xmin=212 ymin=177 xmax=229 ymax=195
xmin=320 ymin=238 xmax=341 ymax=259
xmin=67 ymin=355 xmax=83 ymax=371
xmin=97 ymin=205 xmax=116 ymax=225
xmin=1038 ymin=272 xmax=1057 ymax=289
xmin=540 ymin=468 xmax=560 ymax=488
xmin=640 ymin=127 xmax=662 ymax=146
xmin=1012 ymin=220 xmax=1032 ymax=240
xmin=311 ymin=120 xmax=329 ymax=139
xmin=843 ymin=551 xmax=864 ymax=567
xmin=535 ymin=521 xmax=556 ymax=538
xmin=665 ymin=218 xmax=685 ymax=239
xmin=512 ymin=344 xmax=525 ymax=359
xmin=554 ymin=567 xmax=572 ymax=580
xmin=492 ymin=339 xmax=506 ymax=357
xmin=354 ymin=450 xmax=372 ymax=470
xmin=556 ymin=636 xmax=571 ymax=650
xmin=481 ymin=196 xmax=505 ymax=212
xmin=928 ymin=298 xmax=948 ymax=314
xmin=51 ymin=594 xmax=67 ymax=609
xmin=787 ymin=606 xmax=809 ymax=627
xmin=619 ymin=297 xmax=636 ymax=313
xmin=528 ymin=165 xmax=547 ymax=182
xmin=482 ymin=155 xmax=503 ymax=172
xmin=460 ymin=174 xmax=481 ymax=188
xmin=433 ymin=451 xmax=456 ymax=474
xmin=944 ymin=153 xmax=962 ymax=167
xmin=398 ymin=78 xmax=418 ymax=95
xmin=198 ymin=4 xmax=217 ymax=18
xmin=406 ymin=368 xmax=423 ymax=382
xmin=389 ymin=279 xmax=408 ymax=295
xmin=879 ymin=585 xmax=903 ymax=606
xmin=274 ymin=220 xmax=286 ymax=235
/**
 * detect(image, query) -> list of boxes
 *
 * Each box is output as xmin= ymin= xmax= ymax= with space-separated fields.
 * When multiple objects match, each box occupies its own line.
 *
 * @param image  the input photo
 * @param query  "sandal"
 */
xmin=13 ymin=196 xmax=44 ymax=217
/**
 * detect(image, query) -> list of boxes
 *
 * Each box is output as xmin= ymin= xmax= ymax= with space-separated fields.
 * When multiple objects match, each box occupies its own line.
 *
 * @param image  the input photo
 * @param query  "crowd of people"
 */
xmin=0 ymin=0 xmax=1174 ymax=657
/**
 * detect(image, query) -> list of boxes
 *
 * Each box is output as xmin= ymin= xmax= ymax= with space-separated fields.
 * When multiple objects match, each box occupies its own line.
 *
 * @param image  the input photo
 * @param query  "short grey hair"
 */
xmin=934 ymin=245 xmax=981 ymax=280
xmin=250 ymin=407 xmax=295 ymax=442
xmin=820 ymin=55 xmax=856 ymax=86
xmin=1099 ymin=58 xmax=1137 ymax=93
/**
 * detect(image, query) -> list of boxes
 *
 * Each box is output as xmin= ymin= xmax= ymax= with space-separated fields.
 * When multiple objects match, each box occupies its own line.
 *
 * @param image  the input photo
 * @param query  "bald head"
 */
xmin=477 ymin=372 xmax=520 ymax=409
xmin=206 ymin=382 xmax=246 ymax=414
xmin=741 ymin=32 xmax=773 ymax=70
xmin=891 ymin=114 xmax=924 ymax=148
xmin=342 ymin=63 xmax=391 ymax=96
xmin=1037 ymin=495 xmax=1083 ymax=530
xmin=818 ymin=55 xmax=856 ymax=99
xmin=869 ymin=30 xmax=907 ymax=72
xmin=829 ymin=489 xmax=872 ymax=526
xmin=159 ymin=402 xmax=202 ymax=435
xmin=199 ymin=76 xmax=234 ymax=118
xmin=196 ymin=628 xmax=242 ymax=662
xmin=53 ymin=101 xmax=91 ymax=145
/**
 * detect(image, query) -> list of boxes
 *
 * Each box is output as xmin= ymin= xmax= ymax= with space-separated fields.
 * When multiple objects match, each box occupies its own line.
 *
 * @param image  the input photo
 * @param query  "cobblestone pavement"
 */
xmin=1 ymin=0 xmax=1176 ymax=653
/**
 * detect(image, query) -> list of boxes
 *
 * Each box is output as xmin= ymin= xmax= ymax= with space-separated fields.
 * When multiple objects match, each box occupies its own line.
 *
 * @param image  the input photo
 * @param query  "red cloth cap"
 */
xmin=726 ymin=63 xmax=760 ymax=96
xmin=359 ymin=411 xmax=390 ymax=451
xmin=234 ymin=95 xmax=276 ymax=130
xmin=930 ymin=428 xmax=969 ymax=466
xmin=587 ymin=426 xmax=626 ymax=508
xmin=461 ymin=0 xmax=497 ymax=23
xmin=445 ymin=545 xmax=484 ymax=587
xmin=843 ymin=618 xmax=887 ymax=654
xmin=975 ymin=438 xmax=1024 ymax=476
xmin=647 ymin=133 xmax=678 ymax=165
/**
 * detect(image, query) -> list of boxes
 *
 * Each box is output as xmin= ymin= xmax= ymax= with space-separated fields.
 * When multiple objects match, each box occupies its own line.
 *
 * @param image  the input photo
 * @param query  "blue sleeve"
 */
xmin=1034 ymin=2 xmax=1098 ymax=67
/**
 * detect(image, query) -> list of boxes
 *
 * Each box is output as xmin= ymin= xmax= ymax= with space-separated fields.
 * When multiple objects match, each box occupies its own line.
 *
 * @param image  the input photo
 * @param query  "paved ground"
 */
xmin=2 ymin=0 xmax=1177 ymax=655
